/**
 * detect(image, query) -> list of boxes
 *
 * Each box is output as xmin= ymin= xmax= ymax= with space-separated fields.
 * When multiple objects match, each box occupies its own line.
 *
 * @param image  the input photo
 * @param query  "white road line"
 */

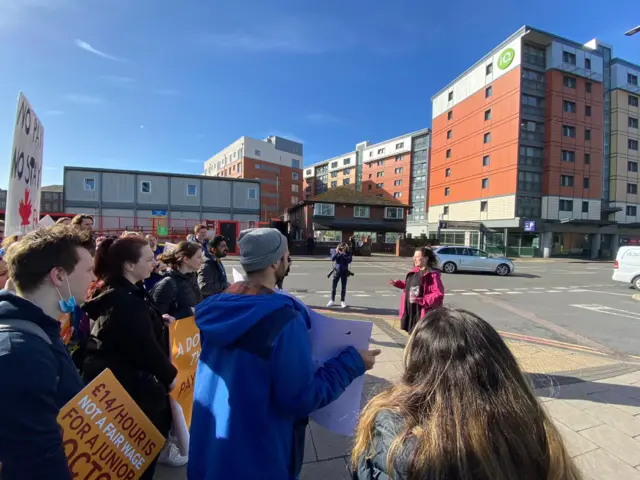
xmin=353 ymin=294 xmax=371 ymax=297
xmin=515 ymin=287 xmax=528 ymax=290
xmin=534 ymin=287 xmax=545 ymax=290
xmin=507 ymin=291 xmax=523 ymax=294
xmin=571 ymin=304 xmax=640 ymax=320
xmin=485 ymin=292 xmax=502 ymax=295
xmin=494 ymin=288 xmax=511 ymax=291
xmin=461 ymin=292 xmax=480 ymax=295
xmin=451 ymin=289 xmax=467 ymax=292
xmin=546 ymin=290 xmax=562 ymax=293
xmin=473 ymin=289 xmax=490 ymax=292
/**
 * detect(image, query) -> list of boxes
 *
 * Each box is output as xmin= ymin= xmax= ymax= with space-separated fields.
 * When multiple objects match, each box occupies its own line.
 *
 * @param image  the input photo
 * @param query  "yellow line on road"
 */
xmin=498 ymin=331 xmax=601 ymax=353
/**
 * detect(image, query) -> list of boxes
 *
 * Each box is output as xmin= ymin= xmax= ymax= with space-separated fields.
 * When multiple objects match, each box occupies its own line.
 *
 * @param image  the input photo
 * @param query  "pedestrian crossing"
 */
xmin=285 ymin=284 xmax=622 ymax=299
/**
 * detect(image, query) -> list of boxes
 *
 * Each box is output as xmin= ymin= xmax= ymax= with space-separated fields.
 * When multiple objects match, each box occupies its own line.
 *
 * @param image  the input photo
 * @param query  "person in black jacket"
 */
xmin=152 ymin=241 xmax=203 ymax=319
xmin=0 ymin=225 xmax=95 ymax=480
xmin=351 ymin=308 xmax=583 ymax=480
xmin=198 ymin=235 xmax=229 ymax=299
xmin=82 ymin=236 xmax=178 ymax=480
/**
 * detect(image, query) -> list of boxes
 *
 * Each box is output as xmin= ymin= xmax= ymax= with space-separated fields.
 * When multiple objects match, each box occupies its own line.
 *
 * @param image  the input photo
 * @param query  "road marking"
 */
xmin=568 ymin=289 xmax=589 ymax=292
xmin=507 ymin=291 xmax=523 ymax=294
xmin=546 ymin=290 xmax=562 ymax=293
xmin=534 ymin=287 xmax=545 ymax=290
xmin=494 ymin=288 xmax=511 ymax=291
xmin=473 ymin=289 xmax=490 ymax=292
xmin=499 ymin=331 xmax=602 ymax=354
xmin=515 ymin=287 xmax=528 ymax=290
xmin=451 ymin=289 xmax=467 ymax=292
xmin=581 ymin=289 xmax=634 ymax=297
xmin=485 ymin=292 xmax=502 ymax=295
xmin=461 ymin=292 xmax=479 ymax=295
xmin=570 ymin=304 xmax=640 ymax=320
xmin=353 ymin=294 xmax=371 ymax=297
xmin=317 ymin=291 xmax=329 ymax=294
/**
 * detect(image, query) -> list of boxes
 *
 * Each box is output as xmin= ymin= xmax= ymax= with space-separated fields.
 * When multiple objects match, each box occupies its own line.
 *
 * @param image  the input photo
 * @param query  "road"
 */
xmin=221 ymin=257 xmax=640 ymax=359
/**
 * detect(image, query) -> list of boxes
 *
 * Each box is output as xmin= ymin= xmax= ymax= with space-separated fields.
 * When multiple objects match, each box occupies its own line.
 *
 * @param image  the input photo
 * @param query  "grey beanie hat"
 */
xmin=238 ymin=228 xmax=288 ymax=273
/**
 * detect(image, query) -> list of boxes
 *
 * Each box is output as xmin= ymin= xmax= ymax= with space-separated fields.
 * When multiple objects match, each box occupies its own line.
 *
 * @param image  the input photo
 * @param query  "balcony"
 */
xmin=522 ymin=79 xmax=546 ymax=93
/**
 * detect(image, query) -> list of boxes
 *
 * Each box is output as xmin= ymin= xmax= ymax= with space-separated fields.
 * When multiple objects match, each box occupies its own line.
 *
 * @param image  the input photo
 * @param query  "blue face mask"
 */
xmin=56 ymin=275 xmax=77 ymax=313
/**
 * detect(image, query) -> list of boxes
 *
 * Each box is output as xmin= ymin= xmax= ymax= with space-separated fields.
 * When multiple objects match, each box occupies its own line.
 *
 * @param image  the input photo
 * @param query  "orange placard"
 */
xmin=57 ymin=369 xmax=165 ymax=480
xmin=168 ymin=315 xmax=201 ymax=427
xmin=58 ymin=312 xmax=72 ymax=344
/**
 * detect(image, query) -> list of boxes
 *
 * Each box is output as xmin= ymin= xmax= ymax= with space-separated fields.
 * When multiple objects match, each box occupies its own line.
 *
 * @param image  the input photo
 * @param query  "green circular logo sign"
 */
xmin=497 ymin=48 xmax=515 ymax=70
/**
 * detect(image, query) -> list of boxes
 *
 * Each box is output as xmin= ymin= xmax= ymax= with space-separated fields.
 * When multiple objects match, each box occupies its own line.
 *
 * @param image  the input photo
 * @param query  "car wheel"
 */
xmin=496 ymin=263 xmax=510 ymax=276
xmin=443 ymin=262 xmax=457 ymax=274
xmin=633 ymin=276 xmax=640 ymax=290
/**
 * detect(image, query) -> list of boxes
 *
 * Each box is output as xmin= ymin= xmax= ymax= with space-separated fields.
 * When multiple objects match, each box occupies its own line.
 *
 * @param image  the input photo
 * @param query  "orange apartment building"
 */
xmin=303 ymin=128 xmax=430 ymax=238
xmin=204 ymin=135 xmax=303 ymax=221
xmin=429 ymin=25 xmax=640 ymax=258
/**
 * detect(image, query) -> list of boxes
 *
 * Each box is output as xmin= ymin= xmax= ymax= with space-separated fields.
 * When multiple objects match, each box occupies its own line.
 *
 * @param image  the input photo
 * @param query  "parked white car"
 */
xmin=612 ymin=246 xmax=640 ymax=289
xmin=433 ymin=246 xmax=515 ymax=276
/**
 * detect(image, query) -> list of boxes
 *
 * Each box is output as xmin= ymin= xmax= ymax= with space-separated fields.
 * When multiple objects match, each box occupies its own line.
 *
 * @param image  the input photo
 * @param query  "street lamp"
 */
xmin=624 ymin=25 xmax=640 ymax=36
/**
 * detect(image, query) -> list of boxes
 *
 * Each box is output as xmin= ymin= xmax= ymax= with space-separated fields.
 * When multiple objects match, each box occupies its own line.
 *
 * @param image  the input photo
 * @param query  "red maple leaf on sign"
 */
xmin=19 ymin=189 xmax=33 ymax=226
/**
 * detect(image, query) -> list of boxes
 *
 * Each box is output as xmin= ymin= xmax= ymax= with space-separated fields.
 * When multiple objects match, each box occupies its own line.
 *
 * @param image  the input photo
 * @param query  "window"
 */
xmin=394 ymin=180 xmax=402 ymax=186
xmin=630 ymin=95 xmax=639 ymax=107
xmin=343 ymin=158 xmax=351 ymax=165
xmin=446 ymin=149 xmax=452 ymax=158
xmin=562 ymin=51 xmax=576 ymax=65
xmin=140 ymin=181 xmax=151 ymax=193
xmin=331 ymin=181 xmax=337 ymax=188
xmin=292 ymin=184 xmax=299 ymax=192
xmin=484 ymin=109 xmax=492 ymax=121
xmin=583 ymin=177 xmax=590 ymax=189
xmin=384 ymin=207 xmax=403 ymax=219
xmin=376 ymin=183 xmax=384 ymax=188
xmin=255 ymin=163 xmax=261 ymax=169
xmin=628 ymin=183 xmax=638 ymax=195
xmin=395 ymin=155 xmax=403 ymax=162
xmin=343 ymin=178 xmax=350 ymax=185
xmin=486 ymin=64 xmax=493 ymax=75
xmin=314 ymin=230 xmax=342 ymax=243
xmin=518 ymin=171 xmax=542 ymax=192
xmin=629 ymin=73 xmax=639 ymax=86
xmin=630 ymin=139 xmax=639 ymax=151
xmin=562 ymin=150 xmax=575 ymax=162
xmin=394 ymin=192 xmax=402 ymax=198
xmin=445 ymin=168 xmax=451 ymax=177
xmin=292 ymin=159 xmax=300 ymax=169
xmin=344 ymin=168 xmax=351 ymax=174
xmin=563 ymin=100 xmax=577 ymax=113
xmin=377 ymin=171 xmax=384 ymax=178
xmin=586 ymin=82 xmax=592 ymax=93
xmin=330 ymin=172 xmax=338 ymax=178
xmin=562 ymin=125 xmax=576 ymax=137
xmin=447 ymin=111 xmax=453 ymax=120
xmin=354 ymin=206 xmax=370 ymax=218
xmin=314 ymin=203 xmax=335 ymax=216
xmin=481 ymin=178 xmax=489 ymax=189
xmin=292 ymin=172 xmax=300 ymax=180
xmin=444 ymin=187 xmax=450 ymax=196
xmin=377 ymin=148 xmax=385 ymax=155
xmin=447 ymin=130 xmax=452 ymax=139
xmin=483 ymin=132 xmax=491 ymax=144
xmin=563 ymin=76 xmax=577 ymax=88
xmin=559 ymin=199 xmax=573 ymax=211
xmin=628 ymin=161 xmax=638 ymax=172
xmin=377 ymin=160 xmax=385 ymax=167
xmin=482 ymin=155 xmax=490 ymax=166
xmin=443 ymin=206 xmax=450 ymax=215
xmin=187 ymin=184 xmax=197 ymax=196
xmin=582 ymin=201 xmax=589 ymax=213
xmin=629 ymin=117 xmax=639 ymax=129
xmin=248 ymin=188 xmax=257 ymax=199
xmin=627 ymin=206 xmax=637 ymax=216
xmin=254 ymin=149 xmax=261 ymax=156
xmin=396 ymin=142 xmax=404 ymax=149
xmin=585 ymin=153 xmax=591 ymax=164
xmin=485 ymin=86 xmax=493 ymax=98
xmin=331 ymin=161 xmax=338 ymax=168
xmin=84 ymin=178 xmax=96 ymax=191
xmin=291 ymin=196 xmax=299 ymax=204
xmin=394 ymin=167 xmax=403 ymax=174
xmin=305 ymin=169 xmax=312 ymax=175
xmin=384 ymin=233 xmax=402 ymax=244
xmin=480 ymin=201 xmax=488 ymax=212
xmin=585 ymin=129 xmax=591 ymax=141
xmin=448 ymin=91 xmax=453 ymax=101
xmin=585 ymin=58 xmax=591 ymax=70
xmin=585 ymin=105 xmax=592 ymax=117
xmin=560 ymin=175 xmax=574 ymax=187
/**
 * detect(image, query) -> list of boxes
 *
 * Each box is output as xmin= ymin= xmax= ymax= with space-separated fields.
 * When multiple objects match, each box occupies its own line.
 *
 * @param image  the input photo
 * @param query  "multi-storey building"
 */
xmin=303 ymin=128 xmax=430 ymax=237
xmin=41 ymin=185 xmax=64 ymax=213
xmin=429 ymin=25 xmax=640 ymax=258
xmin=204 ymin=135 xmax=303 ymax=221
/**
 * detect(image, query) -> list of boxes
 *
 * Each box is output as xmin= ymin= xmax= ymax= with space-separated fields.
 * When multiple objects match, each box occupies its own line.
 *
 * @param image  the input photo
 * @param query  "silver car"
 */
xmin=433 ymin=246 xmax=515 ymax=276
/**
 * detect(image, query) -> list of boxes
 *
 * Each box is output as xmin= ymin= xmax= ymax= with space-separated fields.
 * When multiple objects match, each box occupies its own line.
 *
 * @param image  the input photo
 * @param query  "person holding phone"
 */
xmin=389 ymin=247 xmax=444 ymax=333
xmin=327 ymin=242 xmax=352 ymax=308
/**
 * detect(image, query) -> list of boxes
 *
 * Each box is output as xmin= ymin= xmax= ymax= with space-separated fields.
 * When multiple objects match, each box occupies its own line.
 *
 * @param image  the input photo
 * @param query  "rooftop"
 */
xmin=63 ymin=166 xmax=260 ymax=184
xmin=291 ymin=186 xmax=410 ymax=210
xmin=41 ymin=185 xmax=63 ymax=192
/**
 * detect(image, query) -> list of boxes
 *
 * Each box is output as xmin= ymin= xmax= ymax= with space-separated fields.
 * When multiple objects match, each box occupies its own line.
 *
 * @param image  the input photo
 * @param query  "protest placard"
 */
xmin=169 ymin=315 xmax=201 ymax=426
xmin=5 ymin=92 xmax=44 ymax=237
xmin=57 ymin=369 xmax=164 ymax=480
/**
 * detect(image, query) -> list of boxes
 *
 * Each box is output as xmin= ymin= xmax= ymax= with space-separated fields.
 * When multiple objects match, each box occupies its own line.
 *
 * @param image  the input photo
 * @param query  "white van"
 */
xmin=612 ymin=246 xmax=640 ymax=288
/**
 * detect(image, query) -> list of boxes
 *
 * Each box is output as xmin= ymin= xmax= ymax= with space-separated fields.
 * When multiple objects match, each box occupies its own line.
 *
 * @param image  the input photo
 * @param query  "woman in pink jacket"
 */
xmin=389 ymin=247 xmax=445 ymax=333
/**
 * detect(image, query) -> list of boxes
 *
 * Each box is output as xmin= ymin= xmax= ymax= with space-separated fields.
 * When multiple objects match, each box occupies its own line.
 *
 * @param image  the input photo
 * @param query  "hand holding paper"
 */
xmin=358 ymin=349 xmax=381 ymax=370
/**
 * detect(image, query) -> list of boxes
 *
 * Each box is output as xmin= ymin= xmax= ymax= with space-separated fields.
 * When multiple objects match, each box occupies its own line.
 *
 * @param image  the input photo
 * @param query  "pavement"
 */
xmin=156 ymin=257 xmax=640 ymax=479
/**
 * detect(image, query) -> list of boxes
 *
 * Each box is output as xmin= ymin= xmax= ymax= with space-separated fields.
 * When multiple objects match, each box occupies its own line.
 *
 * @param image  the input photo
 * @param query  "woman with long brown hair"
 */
xmin=352 ymin=307 xmax=583 ymax=480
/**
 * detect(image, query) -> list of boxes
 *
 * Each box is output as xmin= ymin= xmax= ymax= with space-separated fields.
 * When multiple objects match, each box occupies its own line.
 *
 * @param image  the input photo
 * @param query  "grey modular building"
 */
xmin=63 ymin=167 xmax=261 ymax=233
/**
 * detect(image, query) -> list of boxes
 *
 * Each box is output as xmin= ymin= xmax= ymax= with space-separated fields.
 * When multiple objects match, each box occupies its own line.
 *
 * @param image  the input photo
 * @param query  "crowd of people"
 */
xmin=0 ymin=217 xmax=584 ymax=480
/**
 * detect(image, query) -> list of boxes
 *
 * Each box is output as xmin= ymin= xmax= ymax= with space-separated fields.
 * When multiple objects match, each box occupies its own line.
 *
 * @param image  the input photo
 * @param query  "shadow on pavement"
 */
xmin=531 ymin=373 xmax=640 ymax=408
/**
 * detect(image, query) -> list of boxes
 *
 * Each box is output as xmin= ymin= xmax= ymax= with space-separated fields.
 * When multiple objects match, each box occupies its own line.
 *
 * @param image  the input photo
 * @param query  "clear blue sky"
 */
xmin=0 ymin=0 xmax=638 ymax=188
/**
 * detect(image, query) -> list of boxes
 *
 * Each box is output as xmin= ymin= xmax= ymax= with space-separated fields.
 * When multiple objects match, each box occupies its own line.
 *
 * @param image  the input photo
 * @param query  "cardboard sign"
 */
xmin=169 ymin=316 xmax=201 ymax=427
xmin=59 ymin=312 xmax=72 ymax=344
xmin=57 ymin=369 xmax=164 ymax=480
xmin=5 ymin=92 xmax=44 ymax=237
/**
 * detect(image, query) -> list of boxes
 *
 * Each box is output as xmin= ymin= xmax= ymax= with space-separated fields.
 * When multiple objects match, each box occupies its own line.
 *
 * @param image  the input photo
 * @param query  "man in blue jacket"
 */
xmin=0 ymin=225 xmax=95 ymax=479
xmin=189 ymin=228 xmax=380 ymax=479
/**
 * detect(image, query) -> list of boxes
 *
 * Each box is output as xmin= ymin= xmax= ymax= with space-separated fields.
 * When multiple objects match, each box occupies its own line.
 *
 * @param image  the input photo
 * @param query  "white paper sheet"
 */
xmin=232 ymin=268 xmax=245 ymax=283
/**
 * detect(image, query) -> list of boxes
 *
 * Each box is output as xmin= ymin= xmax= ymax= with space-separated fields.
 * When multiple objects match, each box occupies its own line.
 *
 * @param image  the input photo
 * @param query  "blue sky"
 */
xmin=0 ymin=0 xmax=638 ymax=188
